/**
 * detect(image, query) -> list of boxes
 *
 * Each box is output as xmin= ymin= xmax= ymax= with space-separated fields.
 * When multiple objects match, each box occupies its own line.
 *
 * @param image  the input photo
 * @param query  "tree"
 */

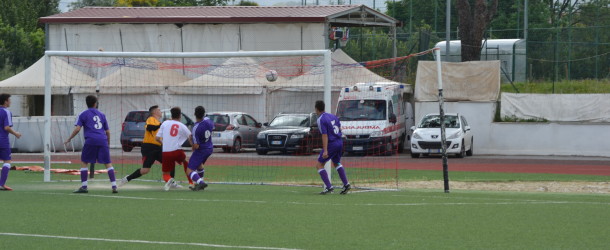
xmin=0 ymin=0 xmax=59 ymax=72
xmin=68 ymin=0 xmax=115 ymax=11
xmin=456 ymin=0 xmax=499 ymax=61
xmin=237 ymin=0 xmax=258 ymax=6
xmin=115 ymin=0 xmax=158 ymax=6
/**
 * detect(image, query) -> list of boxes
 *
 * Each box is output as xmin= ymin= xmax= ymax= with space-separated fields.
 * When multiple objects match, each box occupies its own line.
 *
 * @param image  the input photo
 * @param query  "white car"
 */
xmin=410 ymin=113 xmax=473 ymax=158
xmin=207 ymin=112 xmax=263 ymax=153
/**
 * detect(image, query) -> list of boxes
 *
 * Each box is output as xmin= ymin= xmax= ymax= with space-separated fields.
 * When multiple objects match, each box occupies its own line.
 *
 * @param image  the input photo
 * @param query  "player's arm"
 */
xmin=64 ymin=125 xmax=82 ymax=144
xmin=190 ymin=134 xmax=199 ymax=150
xmin=146 ymin=124 xmax=160 ymax=131
xmin=4 ymin=125 xmax=21 ymax=139
xmin=321 ymin=134 xmax=329 ymax=158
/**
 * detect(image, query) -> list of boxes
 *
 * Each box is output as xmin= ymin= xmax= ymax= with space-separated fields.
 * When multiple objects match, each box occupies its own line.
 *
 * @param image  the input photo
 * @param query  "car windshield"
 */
xmin=208 ymin=114 xmax=230 ymax=131
xmin=418 ymin=115 xmax=460 ymax=128
xmin=269 ymin=115 xmax=310 ymax=127
xmin=336 ymin=100 xmax=386 ymax=121
xmin=125 ymin=111 xmax=149 ymax=122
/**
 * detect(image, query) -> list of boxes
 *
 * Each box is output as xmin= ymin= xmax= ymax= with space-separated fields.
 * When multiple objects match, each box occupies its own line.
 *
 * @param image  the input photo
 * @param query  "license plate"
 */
xmin=213 ymin=133 xmax=221 ymax=137
xmin=428 ymin=149 xmax=441 ymax=153
xmin=271 ymin=141 xmax=282 ymax=145
xmin=353 ymin=146 xmax=363 ymax=151
xmin=131 ymin=138 xmax=143 ymax=142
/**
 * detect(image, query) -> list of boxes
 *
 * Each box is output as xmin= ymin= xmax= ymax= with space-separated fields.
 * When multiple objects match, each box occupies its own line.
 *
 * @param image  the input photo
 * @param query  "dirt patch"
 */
xmin=399 ymin=181 xmax=610 ymax=194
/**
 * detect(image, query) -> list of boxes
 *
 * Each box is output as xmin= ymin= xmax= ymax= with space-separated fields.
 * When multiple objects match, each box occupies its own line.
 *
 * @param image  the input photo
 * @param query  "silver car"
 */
xmin=207 ymin=112 xmax=263 ymax=153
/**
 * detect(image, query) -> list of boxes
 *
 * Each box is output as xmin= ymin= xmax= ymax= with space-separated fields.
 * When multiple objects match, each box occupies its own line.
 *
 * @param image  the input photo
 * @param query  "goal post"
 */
xmin=41 ymin=48 xmax=412 ymax=190
xmin=43 ymin=50 xmax=333 ymax=183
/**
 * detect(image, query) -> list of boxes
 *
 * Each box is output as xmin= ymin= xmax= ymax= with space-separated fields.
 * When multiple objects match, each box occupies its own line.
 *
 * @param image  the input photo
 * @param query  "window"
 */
xmin=244 ymin=115 xmax=257 ymax=127
xmin=235 ymin=115 xmax=247 ymax=126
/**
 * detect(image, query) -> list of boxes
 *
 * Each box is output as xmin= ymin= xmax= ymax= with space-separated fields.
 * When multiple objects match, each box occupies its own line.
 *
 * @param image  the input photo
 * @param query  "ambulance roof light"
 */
xmin=369 ymin=86 xmax=374 ymax=91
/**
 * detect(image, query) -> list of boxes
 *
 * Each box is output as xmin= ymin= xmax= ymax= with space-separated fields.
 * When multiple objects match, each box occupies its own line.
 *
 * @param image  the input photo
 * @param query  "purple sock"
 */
xmin=107 ymin=167 xmax=117 ymax=188
xmin=318 ymin=169 xmax=332 ymax=189
xmin=190 ymin=171 xmax=202 ymax=184
xmin=197 ymin=169 xmax=205 ymax=181
xmin=335 ymin=165 xmax=349 ymax=186
xmin=0 ymin=164 xmax=10 ymax=186
xmin=80 ymin=168 xmax=88 ymax=188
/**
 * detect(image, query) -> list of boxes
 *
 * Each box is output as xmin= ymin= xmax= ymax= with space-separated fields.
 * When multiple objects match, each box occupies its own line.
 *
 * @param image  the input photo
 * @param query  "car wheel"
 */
xmin=456 ymin=141 xmax=465 ymax=158
xmin=256 ymin=149 xmax=268 ymax=155
xmin=410 ymin=152 xmax=420 ymax=158
xmin=397 ymin=135 xmax=405 ymax=154
xmin=384 ymin=142 xmax=394 ymax=156
xmin=122 ymin=145 xmax=133 ymax=152
xmin=466 ymin=138 xmax=474 ymax=156
xmin=231 ymin=137 xmax=242 ymax=153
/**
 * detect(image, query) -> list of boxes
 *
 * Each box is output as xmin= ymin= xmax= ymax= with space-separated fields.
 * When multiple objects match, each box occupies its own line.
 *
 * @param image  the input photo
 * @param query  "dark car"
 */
xmin=120 ymin=109 xmax=194 ymax=152
xmin=255 ymin=113 xmax=321 ymax=155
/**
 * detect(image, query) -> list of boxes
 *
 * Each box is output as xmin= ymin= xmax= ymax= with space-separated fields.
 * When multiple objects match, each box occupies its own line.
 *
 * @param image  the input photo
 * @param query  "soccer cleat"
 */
xmin=340 ymin=184 xmax=351 ymax=195
xmin=73 ymin=187 xmax=88 ymax=193
xmin=112 ymin=187 xmax=118 ymax=194
xmin=0 ymin=185 xmax=13 ymax=191
xmin=319 ymin=186 xmax=334 ymax=195
xmin=170 ymin=182 xmax=183 ymax=189
xmin=117 ymin=176 xmax=128 ymax=187
xmin=192 ymin=182 xmax=208 ymax=191
xmin=164 ymin=178 xmax=175 ymax=191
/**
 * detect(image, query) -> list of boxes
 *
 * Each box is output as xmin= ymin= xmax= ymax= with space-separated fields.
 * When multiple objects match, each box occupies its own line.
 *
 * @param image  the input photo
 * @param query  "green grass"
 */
xmin=2 ymin=169 xmax=610 ymax=249
xmin=501 ymin=79 xmax=610 ymax=94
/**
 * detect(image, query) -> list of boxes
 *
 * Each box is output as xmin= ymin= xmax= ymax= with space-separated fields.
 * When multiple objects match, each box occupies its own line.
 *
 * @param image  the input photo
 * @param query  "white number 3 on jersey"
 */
xmin=93 ymin=116 xmax=102 ymax=129
xmin=331 ymin=120 xmax=339 ymax=134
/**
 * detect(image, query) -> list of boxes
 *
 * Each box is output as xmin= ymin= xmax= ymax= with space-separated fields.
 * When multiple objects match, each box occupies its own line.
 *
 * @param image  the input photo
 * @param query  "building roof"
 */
xmin=40 ymin=5 xmax=399 ymax=27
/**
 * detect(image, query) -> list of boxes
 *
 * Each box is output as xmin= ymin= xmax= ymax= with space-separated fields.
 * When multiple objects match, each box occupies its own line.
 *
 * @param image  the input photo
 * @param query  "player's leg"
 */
xmin=74 ymin=144 xmax=94 ymax=193
xmin=329 ymin=143 xmax=350 ymax=194
xmin=98 ymin=145 xmax=117 ymax=193
xmin=315 ymin=152 xmax=333 ymax=194
xmin=121 ymin=144 xmax=156 ymax=186
xmin=0 ymin=149 xmax=13 ymax=190
xmin=187 ymin=150 xmax=211 ymax=191
xmin=162 ymin=151 xmax=177 ymax=191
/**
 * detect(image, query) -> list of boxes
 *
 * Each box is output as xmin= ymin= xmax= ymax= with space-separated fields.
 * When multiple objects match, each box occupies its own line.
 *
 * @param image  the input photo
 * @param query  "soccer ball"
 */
xmin=265 ymin=70 xmax=278 ymax=82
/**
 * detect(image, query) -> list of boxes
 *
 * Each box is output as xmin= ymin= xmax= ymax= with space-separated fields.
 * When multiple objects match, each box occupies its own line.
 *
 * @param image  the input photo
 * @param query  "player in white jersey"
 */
xmin=156 ymin=107 xmax=192 ymax=191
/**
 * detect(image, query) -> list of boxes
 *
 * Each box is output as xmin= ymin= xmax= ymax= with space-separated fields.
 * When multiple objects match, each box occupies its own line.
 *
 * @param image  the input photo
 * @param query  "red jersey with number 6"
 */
xmin=157 ymin=120 xmax=191 ymax=152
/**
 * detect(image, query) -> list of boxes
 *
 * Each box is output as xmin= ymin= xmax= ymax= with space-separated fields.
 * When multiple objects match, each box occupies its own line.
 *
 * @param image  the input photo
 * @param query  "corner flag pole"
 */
xmin=434 ymin=48 xmax=450 ymax=193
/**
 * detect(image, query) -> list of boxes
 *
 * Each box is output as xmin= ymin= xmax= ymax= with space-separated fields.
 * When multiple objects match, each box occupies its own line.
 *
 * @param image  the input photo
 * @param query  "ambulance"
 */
xmin=336 ymin=82 xmax=410 ymax=155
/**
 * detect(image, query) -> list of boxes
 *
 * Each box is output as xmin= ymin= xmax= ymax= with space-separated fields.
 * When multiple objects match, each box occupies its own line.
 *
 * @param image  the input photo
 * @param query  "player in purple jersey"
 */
xmin=314 ymin=100 xmax=351 ymax=195
xmin=0 ymin=94 xmax=22 ymax=191
xmin=64 ymin=95 xmax=118 ymax=194
xmin=187 ymin=106 xmax=214 ymax=191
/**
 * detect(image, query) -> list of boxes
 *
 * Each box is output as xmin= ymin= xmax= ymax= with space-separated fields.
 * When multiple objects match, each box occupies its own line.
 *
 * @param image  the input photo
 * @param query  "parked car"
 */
xmin=410 ymin=113 xmax=473 ymax=158
xmin=255 ymin=113 xmax=321 ymax=155
xmin=120 ymin=109 xmax=194 ymax=152
xmin=207 ymin=112 xmax=263 ymax=153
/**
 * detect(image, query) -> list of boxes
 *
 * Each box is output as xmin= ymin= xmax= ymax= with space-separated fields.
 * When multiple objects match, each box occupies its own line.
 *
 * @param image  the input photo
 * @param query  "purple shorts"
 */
xmin=0 ymin=148 xmax=11 ymax=161
xmin=317 ymin=141 xmax=343 ymax=164
xmin=188 ymin=148 xmax=212 ymax=171
xmin=81 ymin=144 xmax=111 ymax=164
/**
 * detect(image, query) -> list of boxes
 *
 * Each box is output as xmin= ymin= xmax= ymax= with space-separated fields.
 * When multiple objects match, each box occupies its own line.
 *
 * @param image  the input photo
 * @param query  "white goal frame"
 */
xmin=43 ymin=50 xmax=333 ymax=182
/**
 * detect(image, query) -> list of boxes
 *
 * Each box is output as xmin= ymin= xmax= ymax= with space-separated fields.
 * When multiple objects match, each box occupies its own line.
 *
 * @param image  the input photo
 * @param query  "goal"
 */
xmin=43 ymin=49 xmax=401 ymax=190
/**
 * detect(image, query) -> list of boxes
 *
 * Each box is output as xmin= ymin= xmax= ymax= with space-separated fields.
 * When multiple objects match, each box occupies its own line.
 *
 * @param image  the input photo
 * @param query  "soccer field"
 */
xmin=1 ymin=171 xmax=610 ymax=249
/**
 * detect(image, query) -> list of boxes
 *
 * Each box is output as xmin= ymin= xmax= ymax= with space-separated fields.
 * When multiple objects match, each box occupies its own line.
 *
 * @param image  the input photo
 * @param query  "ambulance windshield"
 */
xmin=336 ymin=100 xmax=386 ymax=121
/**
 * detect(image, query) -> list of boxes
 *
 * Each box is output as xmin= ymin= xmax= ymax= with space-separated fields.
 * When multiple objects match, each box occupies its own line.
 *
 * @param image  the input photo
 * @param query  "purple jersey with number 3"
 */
xmin=76 ymin=108 xmax=109 ymax=146
xmin=317 ymin=112 xmax=342 ymax=144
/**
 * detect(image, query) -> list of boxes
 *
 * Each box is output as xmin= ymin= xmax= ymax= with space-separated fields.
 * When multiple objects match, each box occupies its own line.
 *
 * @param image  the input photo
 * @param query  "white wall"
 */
xmin=415 ymin=101 xmax=610 ymax=157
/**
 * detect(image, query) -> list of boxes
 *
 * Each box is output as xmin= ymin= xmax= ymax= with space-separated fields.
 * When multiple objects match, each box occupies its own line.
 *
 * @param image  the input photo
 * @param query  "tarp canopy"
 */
xmin=415 ymin=60 xmax=500 ymax=101
xmin=501 ymin=93 xmax=610 ymax=122
xmin=0 ymin=57 xmax=95 ymax=95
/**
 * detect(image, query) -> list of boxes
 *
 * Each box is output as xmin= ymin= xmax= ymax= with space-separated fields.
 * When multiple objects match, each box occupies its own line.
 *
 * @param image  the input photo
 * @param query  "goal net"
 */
xmin=43 ymin=49 xmax=410 ymax=190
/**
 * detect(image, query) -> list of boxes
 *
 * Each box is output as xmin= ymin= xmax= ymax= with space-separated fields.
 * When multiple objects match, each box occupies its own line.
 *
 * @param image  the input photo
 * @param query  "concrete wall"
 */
xmin=415 ymin=101 xmax=610 ymax=157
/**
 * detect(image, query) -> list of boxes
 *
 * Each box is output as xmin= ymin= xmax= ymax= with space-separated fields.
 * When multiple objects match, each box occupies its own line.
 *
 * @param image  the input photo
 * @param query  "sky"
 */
xmin=59 ymin=0 xmax=388 ymax=13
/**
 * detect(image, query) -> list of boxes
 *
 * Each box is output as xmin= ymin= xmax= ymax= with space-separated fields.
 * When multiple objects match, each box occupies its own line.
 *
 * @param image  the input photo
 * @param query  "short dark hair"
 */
xmin=86 ymin=95 xmax=97 ymax=108
xmin=315 ymin=100 xmax=325 ymax=112
xmin=149 ymin=105 xmax=159 ymax=113
xmin=194 ymin=106 xmax=205 ymax=119
xmin=0 ymin=93 xmax=10 ymax=106
xmin=170 ymin=107 xmax=181 ymax=119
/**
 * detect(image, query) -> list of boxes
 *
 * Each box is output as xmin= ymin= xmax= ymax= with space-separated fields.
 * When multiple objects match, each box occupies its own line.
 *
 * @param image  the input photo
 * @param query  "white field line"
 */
xmin=39 ymin=192 xmax=610 ymax=206
xmin=0 ymin=232 xmax=301 ymax=250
